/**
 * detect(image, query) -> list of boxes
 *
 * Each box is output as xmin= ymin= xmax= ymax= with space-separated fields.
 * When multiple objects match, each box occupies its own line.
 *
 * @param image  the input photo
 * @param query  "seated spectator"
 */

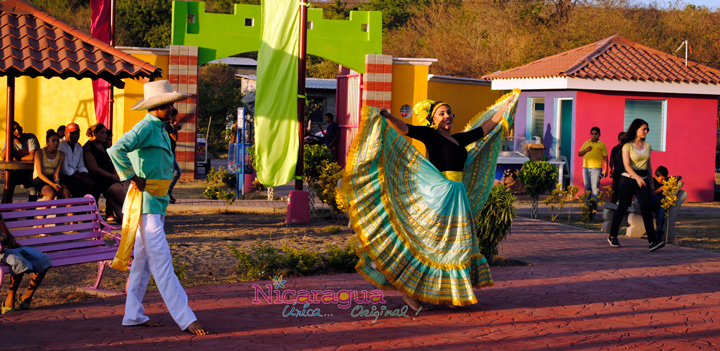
xmin=1 ymin=214 xmax=51 ymax=314
xmin=58 ymin=123 xmax=93 ymax=197
xmin=33 ymin=129 xmax=70 ymax=201
xmin=1 ymin=121 xmax=39 ymax=202
xmin=83 ymin=123 xmax=124 ymax=223
xmin=56 ymin=125 xmax=66 ymax=138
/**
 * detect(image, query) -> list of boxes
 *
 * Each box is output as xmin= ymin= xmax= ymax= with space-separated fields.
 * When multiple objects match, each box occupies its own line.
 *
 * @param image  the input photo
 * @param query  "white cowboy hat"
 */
xmin=131 ymin=80 xmax=190 ymax=110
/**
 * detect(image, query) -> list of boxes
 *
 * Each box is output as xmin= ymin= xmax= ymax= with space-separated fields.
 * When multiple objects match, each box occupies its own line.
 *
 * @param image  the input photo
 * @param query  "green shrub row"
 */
xmin=228 ymin=240 xmax=359 ymax=281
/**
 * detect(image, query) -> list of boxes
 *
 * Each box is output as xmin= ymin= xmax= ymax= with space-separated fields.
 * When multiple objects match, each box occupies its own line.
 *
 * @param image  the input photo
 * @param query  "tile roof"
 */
xmin=0 ymin=0 xmax=161 ymax=88
xmin=482 ymin=35 xmax=720 ymax=84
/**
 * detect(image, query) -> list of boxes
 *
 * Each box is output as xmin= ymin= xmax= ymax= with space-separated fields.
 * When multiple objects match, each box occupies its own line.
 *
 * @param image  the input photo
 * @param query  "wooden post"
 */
xmin=3 ymin=75 xmax=15 ymax=203
xmin=295 ymin=1 xmax=308 ymax=191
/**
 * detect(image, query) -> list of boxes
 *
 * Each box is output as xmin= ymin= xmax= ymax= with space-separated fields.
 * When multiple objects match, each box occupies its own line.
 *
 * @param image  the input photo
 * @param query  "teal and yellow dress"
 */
xmin=341 ymin=90 xmax=519 ymax=306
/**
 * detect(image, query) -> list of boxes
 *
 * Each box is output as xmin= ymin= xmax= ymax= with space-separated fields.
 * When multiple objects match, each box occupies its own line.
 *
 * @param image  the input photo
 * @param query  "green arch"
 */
xmin=171 ymin=1 xmax=382 ymax=73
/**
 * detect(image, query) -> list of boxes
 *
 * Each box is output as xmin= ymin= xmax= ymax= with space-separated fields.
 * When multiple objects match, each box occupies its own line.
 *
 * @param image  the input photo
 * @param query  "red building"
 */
xmin=483 ymin=35 xmax=720 ymax=202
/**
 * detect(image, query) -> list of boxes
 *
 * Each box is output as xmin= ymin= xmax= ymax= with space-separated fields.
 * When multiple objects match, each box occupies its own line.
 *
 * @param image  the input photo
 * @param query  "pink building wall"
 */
xmin=574 ymin=91 xmax=717 ymax=202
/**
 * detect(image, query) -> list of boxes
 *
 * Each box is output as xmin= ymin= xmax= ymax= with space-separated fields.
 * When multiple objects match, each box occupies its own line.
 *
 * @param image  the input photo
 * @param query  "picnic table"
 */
xmin=0 ymin=160 xmax=34 ymax=203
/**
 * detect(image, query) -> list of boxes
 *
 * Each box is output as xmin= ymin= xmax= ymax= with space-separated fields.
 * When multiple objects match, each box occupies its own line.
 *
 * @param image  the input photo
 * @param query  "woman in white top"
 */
xmin=32 ymin=129 xmax=70 ymax=201
xmin=607 ymin=119 xmax=664 ymax=252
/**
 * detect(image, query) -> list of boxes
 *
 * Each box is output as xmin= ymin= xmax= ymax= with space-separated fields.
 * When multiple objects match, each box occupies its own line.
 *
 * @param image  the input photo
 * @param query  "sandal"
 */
xmin=19 ymin=298 xmax=31 ymax=310
xmin=1 ymin=306 xmax=15 ymax=314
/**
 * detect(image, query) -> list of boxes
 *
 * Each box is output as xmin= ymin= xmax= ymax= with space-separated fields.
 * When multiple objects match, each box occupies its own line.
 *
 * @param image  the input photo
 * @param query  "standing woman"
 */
xmin=342 ymin=91 xmax=519 ymax=310
xmin=607 ymin=119 xmax=664 ymax=251
xmin=84 ymin=123 xmax=125 ymax=223
xmin=32 ymin=129 xmax=70 ymax=201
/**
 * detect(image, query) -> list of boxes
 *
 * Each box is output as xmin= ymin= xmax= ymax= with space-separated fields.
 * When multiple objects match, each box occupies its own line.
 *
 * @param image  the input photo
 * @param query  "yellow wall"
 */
xmin=0 ymin=49 xmax=169 ymax=148
xmin=428 ymin=80 xmax=503 ymax=133
xmin=390 ymin=61 xmax=505 ymax=155
xmin=391 ymin=63 xmax=430 ymax=154
xmin=116 ymin=51 xmax=170 ymax=141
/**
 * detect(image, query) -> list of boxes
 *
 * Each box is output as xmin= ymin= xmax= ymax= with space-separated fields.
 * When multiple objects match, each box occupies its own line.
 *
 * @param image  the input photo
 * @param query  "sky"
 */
xmin=633 ymin=0 xmax=718 ymax=10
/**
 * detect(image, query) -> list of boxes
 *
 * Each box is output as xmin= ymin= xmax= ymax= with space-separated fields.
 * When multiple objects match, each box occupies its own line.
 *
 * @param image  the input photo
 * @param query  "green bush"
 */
xmin=204 ymin=166 xmax=236 ymax=207
xmin=476 ymin=184 xmax=516 ymax=263
xmin=303 ymin=144 xmax=332 ymax=183
xmin=229 ymin=241 xmax=283 ymax=281
xmin=279 ymin=245 xmax=322 ymax=277
xmin=312 ymin=161 xmax=344 ymax=214
xmin=229 ymin=239 xmax=359 ymax=281
xmin=544 ymin=184 xmax=580 ymax=223
xmin=518 ymin=161 xmax=558 ymax=219
xmin=324 ymin=240 xmax=359 ymax=274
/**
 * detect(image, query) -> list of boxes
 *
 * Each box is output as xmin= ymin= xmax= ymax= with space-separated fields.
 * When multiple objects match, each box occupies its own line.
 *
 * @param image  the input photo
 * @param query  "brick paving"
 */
xmin=1 ymin=215 xmax=720 ymax=350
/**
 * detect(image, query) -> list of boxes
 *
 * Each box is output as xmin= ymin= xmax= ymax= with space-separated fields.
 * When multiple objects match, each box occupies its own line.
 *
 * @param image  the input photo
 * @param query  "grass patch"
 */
xmin=321 ymin=225 xmax=343 ymax=234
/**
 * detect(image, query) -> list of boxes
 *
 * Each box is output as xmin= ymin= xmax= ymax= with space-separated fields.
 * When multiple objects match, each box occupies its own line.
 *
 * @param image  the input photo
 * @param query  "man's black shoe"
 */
xmin=649 ymin=241 xmax=665 ymax=252
xmin=608 ymin=236 xmax=621 ymax=247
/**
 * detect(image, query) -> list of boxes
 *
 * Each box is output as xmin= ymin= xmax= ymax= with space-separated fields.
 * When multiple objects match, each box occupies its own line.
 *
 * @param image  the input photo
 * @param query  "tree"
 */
xmin=360 ymin=0 xmax=461 ymax=31
xmin=116 ymin=0 xmax=172 ymax=48
xmin=518 ymin=161 xmax=558 ymax=219
xmin=198 ymin=63 xmax=244 ymax=155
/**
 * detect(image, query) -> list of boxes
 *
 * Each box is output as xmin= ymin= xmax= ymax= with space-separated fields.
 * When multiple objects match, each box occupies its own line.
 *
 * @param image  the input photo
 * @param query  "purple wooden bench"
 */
xmin=0 ymin=195 xmax=123 ymax=295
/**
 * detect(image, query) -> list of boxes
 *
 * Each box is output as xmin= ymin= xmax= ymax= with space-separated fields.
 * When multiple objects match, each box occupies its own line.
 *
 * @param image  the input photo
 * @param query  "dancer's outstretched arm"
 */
xmin=380 ymin=107 xmax=409 ymax=135
xmin=480 ymin=101 xmax=511 ymax=136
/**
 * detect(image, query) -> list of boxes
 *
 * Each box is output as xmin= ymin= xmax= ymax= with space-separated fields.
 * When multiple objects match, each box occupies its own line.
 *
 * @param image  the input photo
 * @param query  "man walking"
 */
xmin=108 ymin=80 xmax=207 ymax=335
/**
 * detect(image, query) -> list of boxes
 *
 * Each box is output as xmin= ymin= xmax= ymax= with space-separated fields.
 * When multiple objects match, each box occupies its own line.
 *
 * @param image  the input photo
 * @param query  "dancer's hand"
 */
xmin=380 ymin=107 xmax=391 ymax=119
xmin=131 ymin=176 xmax=146 ymax=192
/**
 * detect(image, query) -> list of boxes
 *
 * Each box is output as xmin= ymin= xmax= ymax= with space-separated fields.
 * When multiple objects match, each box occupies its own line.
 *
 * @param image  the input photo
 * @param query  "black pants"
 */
xmin=60 ymin=174 xmax=89 ymax=198
xmin=610 ymin=171 xmax=623 ymax=204
xmin=609 ymin=176 xmax=658 ymax=244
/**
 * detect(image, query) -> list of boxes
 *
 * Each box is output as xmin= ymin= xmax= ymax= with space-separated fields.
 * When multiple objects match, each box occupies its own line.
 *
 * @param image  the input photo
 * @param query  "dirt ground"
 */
xmin=4 ymin=179 xmax=719 ymax=312
xmin=2 ymin=209 xmax=355 ymax=310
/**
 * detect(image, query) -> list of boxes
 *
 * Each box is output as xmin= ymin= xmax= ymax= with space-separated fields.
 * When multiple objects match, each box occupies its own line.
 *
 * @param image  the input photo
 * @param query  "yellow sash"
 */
xmin=110 ymin=179 xmax=172 ymax=271
xmin=441 ymin=171 xmax=463 ymax=182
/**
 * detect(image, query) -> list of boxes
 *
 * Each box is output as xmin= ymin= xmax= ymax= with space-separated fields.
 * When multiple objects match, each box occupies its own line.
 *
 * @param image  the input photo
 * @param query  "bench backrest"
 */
xmin=0 ymin=196 xmax=111 ymax=256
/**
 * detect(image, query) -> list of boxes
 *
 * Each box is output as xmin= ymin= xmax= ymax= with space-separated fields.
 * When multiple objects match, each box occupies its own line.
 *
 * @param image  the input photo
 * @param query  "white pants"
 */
xmin=122 ymin=214 xmax=197 ymax=330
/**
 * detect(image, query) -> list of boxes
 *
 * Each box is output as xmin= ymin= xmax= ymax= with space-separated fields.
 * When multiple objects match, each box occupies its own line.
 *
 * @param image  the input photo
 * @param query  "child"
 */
xmin=578 ymin=126 xmax=608 ymax=201
xmin=650 ymin=166 xmax=682 ymax=242
xmin=0 ymin=215 xmax=51 ymax=314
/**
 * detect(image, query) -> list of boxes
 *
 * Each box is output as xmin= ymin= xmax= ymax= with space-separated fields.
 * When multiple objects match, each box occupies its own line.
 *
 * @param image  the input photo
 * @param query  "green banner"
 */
xmin=254 ymin=0 xmax=300 ymax=187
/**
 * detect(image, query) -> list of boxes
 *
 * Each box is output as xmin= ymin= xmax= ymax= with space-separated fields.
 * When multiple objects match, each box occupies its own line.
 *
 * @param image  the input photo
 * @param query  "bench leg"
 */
xmin=76 ymin=260 xmax=124 ymax=297
xmin=93 ymin=260 xmax=108 ymax=290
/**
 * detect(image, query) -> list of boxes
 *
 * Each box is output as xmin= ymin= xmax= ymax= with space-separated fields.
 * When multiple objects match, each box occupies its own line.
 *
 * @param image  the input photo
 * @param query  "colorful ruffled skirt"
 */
xmin=341 ymin=90 xmax=520 ymax=306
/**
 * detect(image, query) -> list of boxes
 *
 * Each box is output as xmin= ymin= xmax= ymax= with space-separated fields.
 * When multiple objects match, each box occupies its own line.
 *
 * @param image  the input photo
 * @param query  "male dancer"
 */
xmin=108 ymin=80 xmax=207 ymax=335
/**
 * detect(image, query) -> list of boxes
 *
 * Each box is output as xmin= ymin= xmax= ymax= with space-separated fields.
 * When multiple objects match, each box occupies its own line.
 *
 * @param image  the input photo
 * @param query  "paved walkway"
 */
xmin=2 ymin=214 xmax=720 ymax=350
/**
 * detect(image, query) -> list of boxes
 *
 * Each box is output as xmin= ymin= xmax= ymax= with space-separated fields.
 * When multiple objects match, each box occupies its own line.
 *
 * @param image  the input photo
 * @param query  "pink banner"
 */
xmin=91 ymin=0 xmax=111 ymax=126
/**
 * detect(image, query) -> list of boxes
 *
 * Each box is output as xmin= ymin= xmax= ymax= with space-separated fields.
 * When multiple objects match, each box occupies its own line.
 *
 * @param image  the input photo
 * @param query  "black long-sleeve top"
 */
xmin=406 ymin=125 xmax=485 ymax=172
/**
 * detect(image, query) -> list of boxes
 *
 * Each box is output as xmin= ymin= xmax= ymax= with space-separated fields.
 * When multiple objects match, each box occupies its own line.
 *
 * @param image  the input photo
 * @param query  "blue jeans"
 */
xmin=169 ymin=159 xmax=181 ymax=195
xmin=583 ymin=167 xmax=602 ymax=199
xmin=0 ymin=247 xmax=52 ymax=275
xmin=651 ymin=195 xmax=666 ymax=240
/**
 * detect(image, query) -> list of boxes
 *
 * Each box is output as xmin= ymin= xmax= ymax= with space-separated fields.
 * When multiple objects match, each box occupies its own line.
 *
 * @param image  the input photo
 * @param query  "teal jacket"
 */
xmin=108 ymin=113 xmax=174 ymax=215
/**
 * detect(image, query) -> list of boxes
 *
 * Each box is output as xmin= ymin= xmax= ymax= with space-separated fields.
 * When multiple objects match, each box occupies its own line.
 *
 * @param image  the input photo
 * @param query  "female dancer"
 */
xmin=32 ymin=129 xmax=70 ymax=201
xmin=342 ymin=91 xmax=519 ymax=310
xmin=607 ymin=118 xmax=664 ymax=251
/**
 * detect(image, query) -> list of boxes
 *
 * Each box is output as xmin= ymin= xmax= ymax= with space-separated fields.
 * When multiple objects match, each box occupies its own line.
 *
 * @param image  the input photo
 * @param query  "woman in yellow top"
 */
xmin=32 ymin=129 xmax=70 ymax=201
xmin=607 ymin=119 xmax=664 ymax=252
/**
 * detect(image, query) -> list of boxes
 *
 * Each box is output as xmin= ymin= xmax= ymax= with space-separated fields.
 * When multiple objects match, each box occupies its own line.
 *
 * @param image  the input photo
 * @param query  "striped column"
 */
xmin=362 ymin=54 xmax=392 ymax=109
xmin=168 ymin=45 xmax=198 ymax=179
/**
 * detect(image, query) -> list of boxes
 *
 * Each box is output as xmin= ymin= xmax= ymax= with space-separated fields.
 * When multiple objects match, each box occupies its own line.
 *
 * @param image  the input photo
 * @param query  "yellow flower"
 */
xmin=661 ymin=176 xmax=680 ymax=211
xmin=413 ymin=99 xmax=435 ymax=127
